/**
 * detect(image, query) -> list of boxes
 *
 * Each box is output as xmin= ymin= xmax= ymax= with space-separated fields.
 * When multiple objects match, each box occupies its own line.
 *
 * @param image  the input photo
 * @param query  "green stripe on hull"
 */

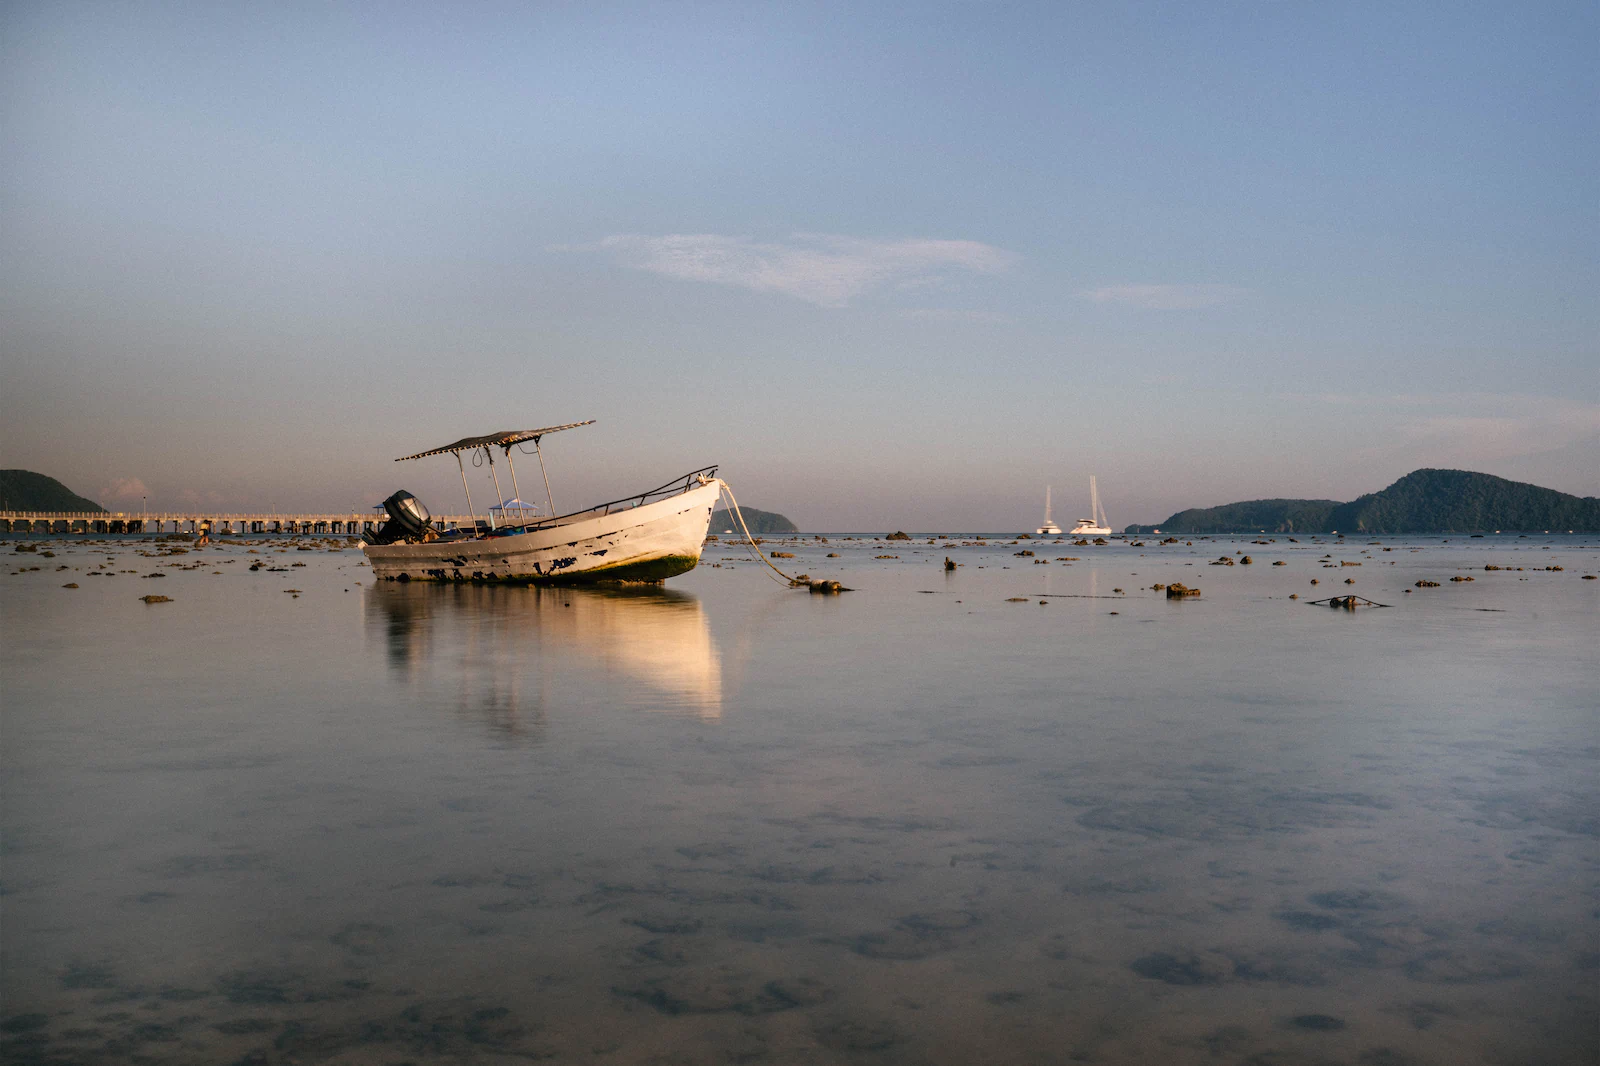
xmin=384 ymin=553 xmax=701 ymax=586
xmin=552 ymin=553 xmax=702 ymax=585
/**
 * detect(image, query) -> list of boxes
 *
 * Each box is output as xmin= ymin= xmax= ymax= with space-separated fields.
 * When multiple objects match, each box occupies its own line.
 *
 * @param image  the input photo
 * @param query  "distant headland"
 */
xmin=0 ymin=470 xmax=105 ymax=512
xmin=1125 ymin=469 xmax=1600 ymax=535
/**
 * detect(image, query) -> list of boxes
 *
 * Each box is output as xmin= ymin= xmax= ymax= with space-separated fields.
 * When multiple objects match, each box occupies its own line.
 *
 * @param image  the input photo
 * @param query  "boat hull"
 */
xmin=363 ymin=480 xmax=721 ymax=585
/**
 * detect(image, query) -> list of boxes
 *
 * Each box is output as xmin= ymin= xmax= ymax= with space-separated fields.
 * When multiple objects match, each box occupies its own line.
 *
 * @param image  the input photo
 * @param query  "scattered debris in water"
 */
xmin=1306 ymin=594 xmax=1389 ymax=609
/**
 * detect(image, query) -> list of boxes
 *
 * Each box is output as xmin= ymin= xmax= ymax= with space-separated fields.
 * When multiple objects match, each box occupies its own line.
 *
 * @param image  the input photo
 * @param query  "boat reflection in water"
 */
xmin=366 ymin=582 xmax=723 ymax=727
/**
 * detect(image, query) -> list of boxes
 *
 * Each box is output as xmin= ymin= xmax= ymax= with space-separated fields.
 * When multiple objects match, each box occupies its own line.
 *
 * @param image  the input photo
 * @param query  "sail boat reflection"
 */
xmin=366 ymin=583 xmax=723 ymax=723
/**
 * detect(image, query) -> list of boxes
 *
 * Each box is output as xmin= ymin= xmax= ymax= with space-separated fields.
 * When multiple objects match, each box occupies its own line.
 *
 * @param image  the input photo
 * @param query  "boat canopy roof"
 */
xmin=396 ymin=421 xmax=595 ymax=461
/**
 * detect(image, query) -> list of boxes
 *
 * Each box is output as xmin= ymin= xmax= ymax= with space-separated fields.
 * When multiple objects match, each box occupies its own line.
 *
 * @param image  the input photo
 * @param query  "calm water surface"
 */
xmin=3 ymin=533 xmax=1596 ymax=1065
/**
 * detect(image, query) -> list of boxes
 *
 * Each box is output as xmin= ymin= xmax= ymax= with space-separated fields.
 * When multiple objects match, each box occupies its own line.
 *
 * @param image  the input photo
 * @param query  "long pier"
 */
xmin=0 ymin=511 xmax=475 ymax=535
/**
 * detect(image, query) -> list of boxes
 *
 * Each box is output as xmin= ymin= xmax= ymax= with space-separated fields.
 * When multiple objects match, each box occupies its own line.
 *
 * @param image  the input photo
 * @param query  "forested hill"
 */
xmin=1326 ymin=469 xmax=1600 ymax=534
xmin=1126 ymin=469 xmax=1600 ymax=534
xmin=1128 ymin=498 xmax=1340 ymax=535
xmin=0 ymin=470 xmax=105 ymax=512
xmin=710 ymin=506 xmax=799 ymax=534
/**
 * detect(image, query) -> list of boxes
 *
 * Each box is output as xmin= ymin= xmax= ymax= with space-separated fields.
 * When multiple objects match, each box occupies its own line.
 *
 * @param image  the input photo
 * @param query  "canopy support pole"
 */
xmin=485 ymin=448 xmax=502 ymax=530
xmin=455 ymin=453 xmax=476 ymax=531
xmin=502 ymin=447 xmax=526 ymax=529
xmin=535 ymin=437 xmax=555 ymax=516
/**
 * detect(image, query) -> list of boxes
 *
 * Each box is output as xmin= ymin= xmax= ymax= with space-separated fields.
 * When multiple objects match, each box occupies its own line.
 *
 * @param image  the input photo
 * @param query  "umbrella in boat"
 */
xmin=491 ymin=497 xmax=541 ymax=523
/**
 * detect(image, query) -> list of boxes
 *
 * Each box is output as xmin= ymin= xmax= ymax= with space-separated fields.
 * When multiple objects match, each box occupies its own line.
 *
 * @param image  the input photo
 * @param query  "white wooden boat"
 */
xmin=362 ymin=422 xmax=721 ymax=585
xmin=1068 ymin=475 xmax=1113 ymax=536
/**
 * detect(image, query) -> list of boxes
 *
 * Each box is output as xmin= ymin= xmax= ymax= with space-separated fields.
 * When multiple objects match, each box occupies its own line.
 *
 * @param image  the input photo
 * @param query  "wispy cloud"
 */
xmin=898 ymin=308 xmax=1014 ymax=324
xmin=177 ymin=488 xmax=227 ymax=507
xmin=1079 ymin=284 xmax=1249 ymax=310
xmin=1396 ymin=406 xmax=1600 ymax=465
xmin=101 ymin=477 xmax=150 ymax=500
xmin=1312 ymin=393 xmax=1600 ymax=466
xmin=571 ymin=233 xmax=1014 ymax=308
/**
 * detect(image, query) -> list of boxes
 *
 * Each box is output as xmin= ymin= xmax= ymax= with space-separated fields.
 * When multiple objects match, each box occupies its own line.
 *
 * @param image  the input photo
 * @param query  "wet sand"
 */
xmin=2 ymin=533 xmax=1596 ymax=1064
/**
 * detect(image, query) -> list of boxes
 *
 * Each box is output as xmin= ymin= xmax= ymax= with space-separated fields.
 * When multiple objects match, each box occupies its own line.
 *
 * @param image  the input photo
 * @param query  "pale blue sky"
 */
xmin=3 ymin=1 xmax=1595 ymax=528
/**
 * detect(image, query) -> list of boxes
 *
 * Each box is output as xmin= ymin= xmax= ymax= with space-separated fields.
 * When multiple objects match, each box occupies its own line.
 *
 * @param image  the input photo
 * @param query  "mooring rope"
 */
xmin=700 ymin=476 xmax=799 ymax=587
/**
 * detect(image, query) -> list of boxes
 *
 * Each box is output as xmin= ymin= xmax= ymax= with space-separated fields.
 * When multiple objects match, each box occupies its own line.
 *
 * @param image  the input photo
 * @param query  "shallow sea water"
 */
xmin=2 ymin=532 xmax=1596 ymax=1065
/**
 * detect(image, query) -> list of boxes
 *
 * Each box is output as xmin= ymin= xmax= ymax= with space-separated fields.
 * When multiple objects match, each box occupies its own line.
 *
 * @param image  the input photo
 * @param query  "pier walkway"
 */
xmin=0 ymin=511 xmax=475 ymax=535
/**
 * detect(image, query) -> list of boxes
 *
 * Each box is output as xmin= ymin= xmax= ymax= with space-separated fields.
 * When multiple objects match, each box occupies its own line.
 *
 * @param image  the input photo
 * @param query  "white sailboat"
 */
xmin=1068 ymin=475 xmax=1113 ymax=536
xmin=1036 ymin=486 xmax=1062 ymax=536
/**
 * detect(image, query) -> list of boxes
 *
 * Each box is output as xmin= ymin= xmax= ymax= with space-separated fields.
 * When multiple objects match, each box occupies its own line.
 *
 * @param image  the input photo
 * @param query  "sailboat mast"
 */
xmin=1045 ymin=485 xmax=1052 ymax=524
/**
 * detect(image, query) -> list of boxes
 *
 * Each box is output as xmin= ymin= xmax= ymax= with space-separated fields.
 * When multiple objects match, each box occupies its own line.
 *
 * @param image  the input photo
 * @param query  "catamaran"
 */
xmin=361 ymin=421 xmax=723 ymax=585
xmin=1068 ymin=475 xmax=1113 ymax=537
xmin=1036 ymin=486 xmax=1062 ymax=536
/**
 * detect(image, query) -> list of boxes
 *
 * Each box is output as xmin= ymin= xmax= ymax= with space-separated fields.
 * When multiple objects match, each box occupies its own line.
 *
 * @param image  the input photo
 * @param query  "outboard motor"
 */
xmin=368 ymin=490 xmax=433 ymax=544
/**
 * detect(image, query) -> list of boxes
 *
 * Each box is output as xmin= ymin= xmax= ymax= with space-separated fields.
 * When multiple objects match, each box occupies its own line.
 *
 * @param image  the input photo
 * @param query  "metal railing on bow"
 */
xmin=456 ymin=466 xmax=719 ymax=534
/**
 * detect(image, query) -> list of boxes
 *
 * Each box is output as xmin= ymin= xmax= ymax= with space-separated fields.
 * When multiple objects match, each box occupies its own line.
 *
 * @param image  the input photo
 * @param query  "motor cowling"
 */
xmin=369 ymin=490 xmax=432 ymax=544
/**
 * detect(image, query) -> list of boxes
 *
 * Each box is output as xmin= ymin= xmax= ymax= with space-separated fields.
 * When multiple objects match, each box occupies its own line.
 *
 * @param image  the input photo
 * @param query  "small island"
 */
xmin=709 ymin=506 xmax=798 ymax=535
